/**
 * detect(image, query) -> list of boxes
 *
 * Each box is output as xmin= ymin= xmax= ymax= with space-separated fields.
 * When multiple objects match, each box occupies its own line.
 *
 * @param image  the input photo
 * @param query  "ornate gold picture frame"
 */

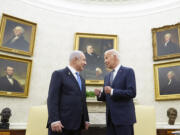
xmin=0 ymin=13 xmax=37 ymax=56
xmin=0 ymin=54 xmax=32 ymax=97
xmin=152 ymin=23 xmax=180 ymax=61
xmin=74 ymin=32 xmax=118 ymax=85
xmin=154 ymin=61 xmax=180 ymax=100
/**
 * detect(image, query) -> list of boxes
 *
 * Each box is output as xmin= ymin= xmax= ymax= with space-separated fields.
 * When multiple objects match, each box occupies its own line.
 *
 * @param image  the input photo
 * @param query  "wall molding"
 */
xmin=9 ymin=122 xmax=180 ymax=129
xmin=156 ymin=122 xmax=180 ymax=129
xmin=10 ymin=123 xmax=27 ymax=129
xmin=21 ymin=0 xmax=180 ymax=18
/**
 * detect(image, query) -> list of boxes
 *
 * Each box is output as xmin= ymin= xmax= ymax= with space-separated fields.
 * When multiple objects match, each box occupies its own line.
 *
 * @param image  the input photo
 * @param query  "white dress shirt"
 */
xmin=110 ymin=64 xmax=121 ymax=95
xmin=7 ymin=75 xmax=14 ymax=85
xmin=67 ymin=65 xmax=79 ymax=80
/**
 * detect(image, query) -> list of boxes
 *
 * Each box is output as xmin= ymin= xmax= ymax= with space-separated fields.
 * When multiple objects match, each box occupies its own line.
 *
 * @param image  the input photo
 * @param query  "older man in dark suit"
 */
xmin=47 ymin=50 xmax=89 ymax=135
xmin=94 ymin=49 xmax=136 ymax=135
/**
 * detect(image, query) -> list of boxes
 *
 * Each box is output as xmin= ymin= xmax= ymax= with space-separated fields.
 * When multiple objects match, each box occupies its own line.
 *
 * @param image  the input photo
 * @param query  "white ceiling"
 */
xmin=21 ymin=0 xmax=180 ymax=17
xmin=66 ymin=0 xmax=155 ymax=4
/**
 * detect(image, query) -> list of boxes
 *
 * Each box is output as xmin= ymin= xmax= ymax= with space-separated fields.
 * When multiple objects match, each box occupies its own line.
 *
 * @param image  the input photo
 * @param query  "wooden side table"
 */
xmin=157 ymin=129 xmax=180 ymax=135
xmin=0 ymin=131 xmax=10 ymax=135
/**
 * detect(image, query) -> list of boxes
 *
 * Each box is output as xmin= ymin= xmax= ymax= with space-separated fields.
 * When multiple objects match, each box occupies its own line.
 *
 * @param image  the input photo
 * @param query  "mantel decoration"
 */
xmin=0 ymin=107 xmax=12 ymax=129
xmin=167 ymin=108 xmax=177 ymax=125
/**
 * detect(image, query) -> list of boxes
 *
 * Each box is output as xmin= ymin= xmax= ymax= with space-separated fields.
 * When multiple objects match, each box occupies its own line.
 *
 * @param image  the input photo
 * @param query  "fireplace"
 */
xmin=82 ymin=99 xmax=106 ymax=135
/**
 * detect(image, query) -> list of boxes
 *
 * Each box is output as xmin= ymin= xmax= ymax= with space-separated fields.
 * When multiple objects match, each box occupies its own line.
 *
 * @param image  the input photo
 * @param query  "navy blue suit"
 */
xmin=47 ymin=67 xmax=89 ymax=135
xmin=98 ymin=66 xmax=136 ymax=135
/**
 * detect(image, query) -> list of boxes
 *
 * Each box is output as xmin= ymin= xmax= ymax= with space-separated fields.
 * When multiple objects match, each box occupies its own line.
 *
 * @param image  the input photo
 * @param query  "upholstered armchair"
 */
xmin=134 ymin=105 xmax=156 ymax=135
xmin=26 ymin=105 xmax=156 ymax=135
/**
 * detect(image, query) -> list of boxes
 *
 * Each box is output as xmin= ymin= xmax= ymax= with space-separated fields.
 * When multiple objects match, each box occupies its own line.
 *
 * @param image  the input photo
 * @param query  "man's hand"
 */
xmin=104 ymin=86 xmax=112 ymax=94
xmin=51 ymin=121 xmax=64 ymax=132
xmin=85 ymin=122 xmax=90 ymax=130
xmin=94 ymin=88 xmax=101 ymax=96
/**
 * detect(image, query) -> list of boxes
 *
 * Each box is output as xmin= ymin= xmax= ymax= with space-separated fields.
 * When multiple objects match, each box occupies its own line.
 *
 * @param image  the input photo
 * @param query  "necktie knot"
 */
xmin=76 ymin=72 xmax=82 ymax=90
xmin=75 ymin=72 xmax=79 ymax=76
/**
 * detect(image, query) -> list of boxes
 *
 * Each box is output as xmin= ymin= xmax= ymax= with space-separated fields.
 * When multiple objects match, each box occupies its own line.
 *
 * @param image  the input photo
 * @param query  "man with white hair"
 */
xmin=47 ymin=50 xmax=89 ymax=135
xmin=3 ymin=26 xmax=29 ymax=52
xmin=158 ymin=33 xmax=180 ymax=56
xmin=94 ymin=49 xmax=136 ymax=135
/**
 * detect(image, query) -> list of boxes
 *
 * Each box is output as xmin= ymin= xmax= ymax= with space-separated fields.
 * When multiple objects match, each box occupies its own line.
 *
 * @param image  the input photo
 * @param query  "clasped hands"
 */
xmin=94 ymin=86 xmax=112 ymax=96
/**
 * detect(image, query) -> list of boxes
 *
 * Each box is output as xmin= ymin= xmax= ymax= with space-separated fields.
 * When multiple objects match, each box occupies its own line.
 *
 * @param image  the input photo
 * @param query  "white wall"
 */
xmin=0 ymin=0 xmax=180 ymax=128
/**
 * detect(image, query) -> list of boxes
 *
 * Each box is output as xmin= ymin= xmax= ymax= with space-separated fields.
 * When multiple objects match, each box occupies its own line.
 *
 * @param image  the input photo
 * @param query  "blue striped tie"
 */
xmin=110 ymin=69 xmax=115 ymax=86
xmin=76 ymin=72 xmax=82 ymax=90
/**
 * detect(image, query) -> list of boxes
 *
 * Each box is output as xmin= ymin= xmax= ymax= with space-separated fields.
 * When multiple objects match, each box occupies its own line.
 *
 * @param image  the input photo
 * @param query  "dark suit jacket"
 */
xmin=98 ymin=66 xmax=136 ymax=126
xmin=0 ymin=76 xmax=23 ymax=92
xmin=3 ymin=36 xmax=29 ymax=52
xmin=47 ymin=67 xmax=89 ymax=131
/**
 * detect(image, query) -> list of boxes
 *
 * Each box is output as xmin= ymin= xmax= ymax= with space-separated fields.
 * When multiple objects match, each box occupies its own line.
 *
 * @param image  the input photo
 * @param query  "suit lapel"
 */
xmin=107 ymin=73 xmax=111 ymax=86
xmin=65 ymin=67 xmax=82 ymax=92
xmin=112 ymin=66 xmax=123 ymax=86
xmin=5 ymin=76 xmax=13 ymax=86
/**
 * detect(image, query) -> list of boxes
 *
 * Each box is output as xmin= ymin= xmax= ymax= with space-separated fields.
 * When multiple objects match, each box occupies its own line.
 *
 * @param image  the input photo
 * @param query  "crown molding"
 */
xmin=21 ymin=0 xmax=180 ymax=18
xmin=8 ymin=122 xmax=180 ymax=129
xmin=10 ymin=123 xmax=27 ymax=129
xmin=156 ymin=122 xmax=180 ymax=129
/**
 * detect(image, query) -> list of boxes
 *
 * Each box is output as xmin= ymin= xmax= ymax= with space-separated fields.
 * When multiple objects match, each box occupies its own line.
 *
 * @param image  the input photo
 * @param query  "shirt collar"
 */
xmin=68 ymin=65 xmax=78 ymax=74
xmin=114 ymin=64 xmax=121 ymax=72
xmin=6 ymin=75 xmax=12 ymax=79
xmin=165 ymin=40 xmax=169 ymax=46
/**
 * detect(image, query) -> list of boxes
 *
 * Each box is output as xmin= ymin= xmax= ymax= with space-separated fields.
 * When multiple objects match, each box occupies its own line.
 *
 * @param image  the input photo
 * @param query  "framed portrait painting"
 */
xmin=0 ymin=13 xmax=37 ymax=56
xmin=152 ymin=23 xmax=180 ymax=61
xmin=74 ymin=32 xmax=118 ymax=85
xmin=0 ymin=54 xmax=32 ymax=97
xmin=154 ymin=61 xmax=180 ymax=100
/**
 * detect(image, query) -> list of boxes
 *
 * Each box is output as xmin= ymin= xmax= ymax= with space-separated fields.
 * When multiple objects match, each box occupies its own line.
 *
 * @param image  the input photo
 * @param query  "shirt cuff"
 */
xmin=51 ymin=121 xmax=61 ymax=126
xmin=110 ymin=89 xmax=114 ymax=96
xmin=98 ymin=89 xmax=103 ymax=97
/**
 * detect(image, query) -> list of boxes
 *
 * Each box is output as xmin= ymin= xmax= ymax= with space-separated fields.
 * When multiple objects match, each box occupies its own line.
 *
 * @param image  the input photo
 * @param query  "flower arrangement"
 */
xmin=86 ymin=91 xmax=95 ymax=98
